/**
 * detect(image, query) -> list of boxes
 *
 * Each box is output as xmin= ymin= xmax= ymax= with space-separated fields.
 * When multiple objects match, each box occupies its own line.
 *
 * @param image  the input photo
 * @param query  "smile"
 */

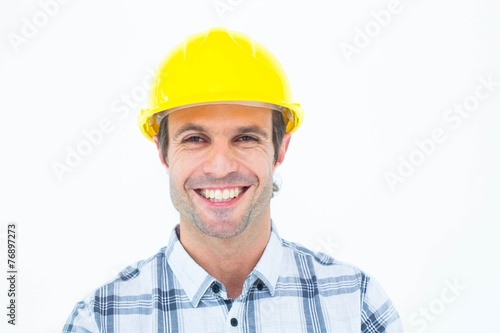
xmin=195 ymin=187 xmax=248 ymax=203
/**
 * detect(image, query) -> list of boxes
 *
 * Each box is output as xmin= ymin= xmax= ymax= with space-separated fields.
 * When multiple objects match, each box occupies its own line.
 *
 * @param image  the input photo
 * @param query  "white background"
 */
xmin=1 ymin=0 xmax=499 ymax=332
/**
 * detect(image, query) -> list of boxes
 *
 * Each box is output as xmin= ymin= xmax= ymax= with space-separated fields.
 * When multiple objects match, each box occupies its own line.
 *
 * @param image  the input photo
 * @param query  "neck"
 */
xmin=178 ymin=215 xmax=271 ymax=299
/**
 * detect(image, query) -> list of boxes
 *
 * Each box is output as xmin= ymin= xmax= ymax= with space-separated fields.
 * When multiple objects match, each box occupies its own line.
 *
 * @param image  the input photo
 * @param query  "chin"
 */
xmin=195 ymin=218 xmax=249 ymax=239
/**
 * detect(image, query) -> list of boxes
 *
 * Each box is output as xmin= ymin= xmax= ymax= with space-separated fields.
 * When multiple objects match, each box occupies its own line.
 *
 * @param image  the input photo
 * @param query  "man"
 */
xmin=63 ymin=27 xmax=403 ymax=332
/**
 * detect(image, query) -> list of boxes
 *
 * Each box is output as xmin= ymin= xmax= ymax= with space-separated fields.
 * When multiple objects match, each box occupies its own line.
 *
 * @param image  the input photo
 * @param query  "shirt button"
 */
xmin=256 ymin=282 xmax=264 ymax=291
xmin=211 ymin=283 xmax=220 ymax=293
xmin=230 ymin=318 xmax=238 ymax=327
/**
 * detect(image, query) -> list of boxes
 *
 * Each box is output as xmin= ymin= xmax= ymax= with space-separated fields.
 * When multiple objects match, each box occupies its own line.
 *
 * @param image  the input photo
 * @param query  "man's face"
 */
xmin=158 ymin=104 xmax=289 ymax=239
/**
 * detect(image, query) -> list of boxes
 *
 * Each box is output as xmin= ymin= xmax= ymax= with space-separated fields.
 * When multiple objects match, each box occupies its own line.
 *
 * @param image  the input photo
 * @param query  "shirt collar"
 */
xmin=251 ymin=222 xmax=283 ymax=296
xmin=166 ymin=227 xmax=215 ymax=307
xmin=166 ymin=223 xmax=283 ymax=307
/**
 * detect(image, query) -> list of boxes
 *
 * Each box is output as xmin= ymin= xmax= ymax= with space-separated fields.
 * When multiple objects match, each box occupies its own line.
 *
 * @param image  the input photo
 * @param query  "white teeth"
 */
xmin=201 ymin=187 xmax=243 ymax=202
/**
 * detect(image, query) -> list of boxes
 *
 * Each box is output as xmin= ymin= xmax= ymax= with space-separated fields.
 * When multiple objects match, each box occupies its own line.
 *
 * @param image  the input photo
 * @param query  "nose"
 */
xmin=201 ymin=141 xmax=239 ymax=178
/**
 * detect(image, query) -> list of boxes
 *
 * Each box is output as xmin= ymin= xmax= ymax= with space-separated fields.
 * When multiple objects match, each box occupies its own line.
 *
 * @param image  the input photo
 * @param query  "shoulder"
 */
xmin=281 ymin=238 xmax=366 ymax=275
xmin=112 ymin=246 xmax=168 ymax=283
xmin=82 ymin=246 xmax=168 ymax=305
xmin=280 ymin=239 xmax=403 ymax=331
xmin=63 ymin=247 xmax=169 ymax=332
xmin=280 ymin=239 xmax=372 ymax=291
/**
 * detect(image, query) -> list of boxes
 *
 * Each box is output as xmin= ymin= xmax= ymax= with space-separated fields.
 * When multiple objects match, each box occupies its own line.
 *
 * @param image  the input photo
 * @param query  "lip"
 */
xmin=194 ymin=186 xmax=250 ymax=206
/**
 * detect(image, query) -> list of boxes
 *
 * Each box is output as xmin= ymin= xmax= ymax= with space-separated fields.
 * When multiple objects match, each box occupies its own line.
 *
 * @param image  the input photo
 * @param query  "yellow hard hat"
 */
xmin=138 ymin=27 xmax=304 ymax=141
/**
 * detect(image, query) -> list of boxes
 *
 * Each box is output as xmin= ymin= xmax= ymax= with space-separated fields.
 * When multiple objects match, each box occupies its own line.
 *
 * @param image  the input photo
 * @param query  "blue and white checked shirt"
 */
xmin=63 ymin=225 xmax=403 ymax=332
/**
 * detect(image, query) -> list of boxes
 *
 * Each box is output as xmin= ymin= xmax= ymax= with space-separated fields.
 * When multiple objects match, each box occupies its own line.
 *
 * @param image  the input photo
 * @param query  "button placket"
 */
xmin=225 ymin=297 xmax=243 ymax=332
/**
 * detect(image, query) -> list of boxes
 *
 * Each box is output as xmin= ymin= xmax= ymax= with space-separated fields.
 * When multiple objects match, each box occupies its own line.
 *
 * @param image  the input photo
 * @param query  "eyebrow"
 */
xmin=173 ymin=124 xmax=269 ymax=140
xmin=173 ymin=124 xmax=207 ymax=139
xmin=236 ymin=126 xmax=269 ymax=139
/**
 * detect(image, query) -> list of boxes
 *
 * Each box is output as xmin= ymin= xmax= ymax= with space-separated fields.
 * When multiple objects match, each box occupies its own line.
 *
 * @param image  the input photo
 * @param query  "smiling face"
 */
xmin=155 ymin=104 xmax=290 ymax=239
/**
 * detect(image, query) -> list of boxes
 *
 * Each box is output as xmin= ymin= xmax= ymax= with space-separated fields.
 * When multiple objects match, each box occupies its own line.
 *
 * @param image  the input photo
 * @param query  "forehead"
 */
xmin=167 ymin=104 xmax=273 ymax=131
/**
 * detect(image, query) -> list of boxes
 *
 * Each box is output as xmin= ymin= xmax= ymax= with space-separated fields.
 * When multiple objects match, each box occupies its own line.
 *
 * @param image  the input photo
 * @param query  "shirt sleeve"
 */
xmin=360 ymin=275 xmax=404 ymax=333
xmin=62 ymin=299 xmax=99 ymax=333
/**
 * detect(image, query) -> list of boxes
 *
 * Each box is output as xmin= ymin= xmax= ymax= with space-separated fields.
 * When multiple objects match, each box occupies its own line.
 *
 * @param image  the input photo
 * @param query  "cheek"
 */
xmin=235 ymin=149 xmax=275 ymax=174
xmin=167 ymin=151 xmax=197 ymax=178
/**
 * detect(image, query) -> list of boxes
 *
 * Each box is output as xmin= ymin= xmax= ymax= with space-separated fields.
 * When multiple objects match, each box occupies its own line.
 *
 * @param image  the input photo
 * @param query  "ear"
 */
xmin=273 ymin=133 xmax=291 ymax=171
xmin=153 ymin=135 xmax=169 ymax=171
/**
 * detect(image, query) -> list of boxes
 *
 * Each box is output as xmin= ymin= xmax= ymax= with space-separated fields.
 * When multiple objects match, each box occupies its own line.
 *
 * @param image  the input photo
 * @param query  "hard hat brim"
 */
xmin=139 ymin=100 xmax=303 ymax=141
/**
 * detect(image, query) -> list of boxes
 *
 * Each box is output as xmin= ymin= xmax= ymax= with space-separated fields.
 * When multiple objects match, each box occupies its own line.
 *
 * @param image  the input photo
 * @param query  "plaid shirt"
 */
xmin=63 ymin=225 xmax=403 ymax=332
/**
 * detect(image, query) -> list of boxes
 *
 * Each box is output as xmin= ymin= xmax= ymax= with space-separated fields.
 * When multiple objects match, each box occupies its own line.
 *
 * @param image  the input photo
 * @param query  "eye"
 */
xmin=236 ymin=135 xmax=259 ymax=143
xmin=183 ymin=136 xmax=206 ymax=144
